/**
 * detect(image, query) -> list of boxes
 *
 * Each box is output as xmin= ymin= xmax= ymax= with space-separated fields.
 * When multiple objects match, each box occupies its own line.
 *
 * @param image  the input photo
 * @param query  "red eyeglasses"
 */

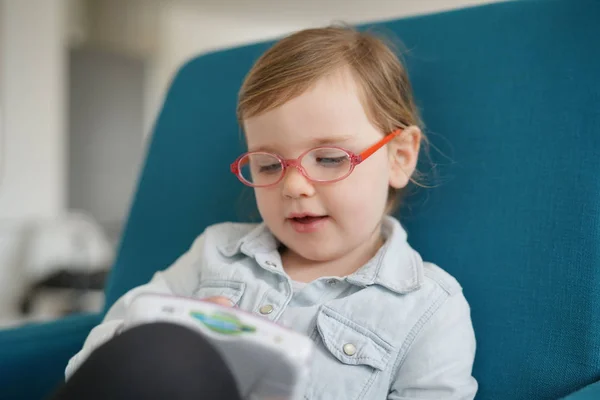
xmin=230 ymin=129 xmax=402 ymax=188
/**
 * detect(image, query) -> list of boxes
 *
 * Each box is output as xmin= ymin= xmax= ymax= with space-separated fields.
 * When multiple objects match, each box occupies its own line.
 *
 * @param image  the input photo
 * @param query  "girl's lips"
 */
xmin=287 ymin=212 xmax=325 ymax=219
xmin=288 ymin=215 xmax=329 ymax=233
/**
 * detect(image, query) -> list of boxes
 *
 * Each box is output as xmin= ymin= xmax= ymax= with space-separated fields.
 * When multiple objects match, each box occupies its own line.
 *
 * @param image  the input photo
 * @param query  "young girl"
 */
xmin=59 ymin=26 xmax=477 ymax=400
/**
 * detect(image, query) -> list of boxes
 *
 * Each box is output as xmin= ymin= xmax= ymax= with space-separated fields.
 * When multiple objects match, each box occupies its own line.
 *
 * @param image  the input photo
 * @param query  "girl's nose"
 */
xmin=280 ymin=166 xmax=316 ymax=199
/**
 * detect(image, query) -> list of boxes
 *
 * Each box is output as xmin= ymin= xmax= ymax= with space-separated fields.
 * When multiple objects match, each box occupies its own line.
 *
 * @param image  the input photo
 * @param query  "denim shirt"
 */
xmin=66 ymin=216 xmax=478 ymax=399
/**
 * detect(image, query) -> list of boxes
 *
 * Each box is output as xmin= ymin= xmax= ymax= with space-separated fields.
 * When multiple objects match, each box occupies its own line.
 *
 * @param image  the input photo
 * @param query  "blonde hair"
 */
xmin=237 ymin=25 xmax=426 ymax=212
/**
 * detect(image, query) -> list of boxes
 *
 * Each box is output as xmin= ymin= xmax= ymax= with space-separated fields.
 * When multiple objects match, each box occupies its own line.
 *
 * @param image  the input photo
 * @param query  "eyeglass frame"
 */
xmin=230 ymin=128 xmax=403 ymax=188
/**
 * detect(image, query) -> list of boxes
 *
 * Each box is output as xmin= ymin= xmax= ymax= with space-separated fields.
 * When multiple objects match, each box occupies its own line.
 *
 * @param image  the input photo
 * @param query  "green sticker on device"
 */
xmin=190 ymin=311 xmax=257 ymax=335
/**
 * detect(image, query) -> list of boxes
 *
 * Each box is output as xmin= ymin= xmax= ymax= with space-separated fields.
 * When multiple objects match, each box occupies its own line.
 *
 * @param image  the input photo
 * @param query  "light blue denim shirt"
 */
xmin=67 ymin=216 xmax=478 ymax=399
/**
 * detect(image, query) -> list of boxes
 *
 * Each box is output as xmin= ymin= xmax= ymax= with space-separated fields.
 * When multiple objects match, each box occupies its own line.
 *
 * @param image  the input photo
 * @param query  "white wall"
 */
xmin=0 ymin=4 xmax=3 ymax=178
xmin=68 ymin=49 xmax=146 ymax=230
xmin=0 ymin=0 xmax=67 ymax=220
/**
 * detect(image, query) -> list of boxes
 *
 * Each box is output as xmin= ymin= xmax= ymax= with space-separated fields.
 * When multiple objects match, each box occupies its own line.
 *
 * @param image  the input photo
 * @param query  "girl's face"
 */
xmin=243 ymin=68 xmax=420 ymax=264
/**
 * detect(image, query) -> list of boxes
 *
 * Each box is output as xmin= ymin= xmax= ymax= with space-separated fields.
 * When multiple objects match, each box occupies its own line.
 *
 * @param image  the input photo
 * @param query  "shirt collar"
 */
xmin=345 ymin=216 xmax=423 ymax=294
xmin=217 ymin=216 xmax=423 ymax=294
xmin=217 ymin=223 xmax=279 ymax=257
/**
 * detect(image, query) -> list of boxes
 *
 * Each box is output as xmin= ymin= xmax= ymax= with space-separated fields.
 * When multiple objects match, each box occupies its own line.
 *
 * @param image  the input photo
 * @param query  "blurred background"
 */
xmin=0 ymin=0 xmax=503 ymax=327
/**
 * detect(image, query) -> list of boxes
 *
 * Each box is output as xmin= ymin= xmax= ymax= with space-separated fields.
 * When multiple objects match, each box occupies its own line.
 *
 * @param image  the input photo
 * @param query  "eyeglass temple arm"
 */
xmin=358 ymin=129 xmax=403 ymax=162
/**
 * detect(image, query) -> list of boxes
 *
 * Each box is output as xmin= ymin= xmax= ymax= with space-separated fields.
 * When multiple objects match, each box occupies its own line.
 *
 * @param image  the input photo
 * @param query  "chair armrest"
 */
xmin=561 ymin=380 xmax=600 ymax=400
xmin=0 ymin=313 xmax=101 ymax=400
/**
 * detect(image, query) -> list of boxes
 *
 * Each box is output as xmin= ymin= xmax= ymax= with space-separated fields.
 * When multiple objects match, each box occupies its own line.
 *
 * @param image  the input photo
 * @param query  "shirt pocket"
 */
xmin=192 ymin=280 xmax=246 ymax=306
xmin=304 ymin=306 xmax=394 ymax=400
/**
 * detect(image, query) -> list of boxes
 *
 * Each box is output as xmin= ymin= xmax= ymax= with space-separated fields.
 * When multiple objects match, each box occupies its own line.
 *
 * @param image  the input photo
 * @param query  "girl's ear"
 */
xmin=388 ymin=126 xmax=421 ymax=189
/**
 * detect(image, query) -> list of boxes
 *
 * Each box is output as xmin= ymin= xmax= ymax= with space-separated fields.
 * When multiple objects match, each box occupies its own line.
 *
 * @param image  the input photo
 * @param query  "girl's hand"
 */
xmin=202 ymin=296 xmax=234 ymax=307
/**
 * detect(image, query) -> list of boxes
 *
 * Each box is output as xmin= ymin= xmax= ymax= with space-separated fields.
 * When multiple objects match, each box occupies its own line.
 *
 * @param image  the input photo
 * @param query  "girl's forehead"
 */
xmin=245 ymin=132 xmax=359 ymax=154
xmin=244 ymin=74 xmax=374 ymax=152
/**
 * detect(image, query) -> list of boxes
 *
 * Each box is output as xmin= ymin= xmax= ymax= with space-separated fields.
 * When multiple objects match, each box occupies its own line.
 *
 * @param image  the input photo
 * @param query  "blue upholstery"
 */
xmin=1 ymin=1 xmax=599 ymax=398
xmin=562 ymin=380 xmax=600 ymax=400
xmin=0 ymin=314 xmax=102 ymax=399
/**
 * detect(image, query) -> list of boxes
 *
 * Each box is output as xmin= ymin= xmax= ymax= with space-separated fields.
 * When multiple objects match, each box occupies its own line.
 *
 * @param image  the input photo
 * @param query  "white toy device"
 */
xmin=123 ymin=293 xmax=314 ymax=400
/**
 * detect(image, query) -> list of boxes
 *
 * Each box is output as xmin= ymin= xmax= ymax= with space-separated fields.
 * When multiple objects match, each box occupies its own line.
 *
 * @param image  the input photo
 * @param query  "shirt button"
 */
xmin=327 ymin=279 xmax=337 ymax=286
xmin=343 ymin=343 xmax=357 ymax=356
xmin=259 ymin=304 xmax=274 ymax=315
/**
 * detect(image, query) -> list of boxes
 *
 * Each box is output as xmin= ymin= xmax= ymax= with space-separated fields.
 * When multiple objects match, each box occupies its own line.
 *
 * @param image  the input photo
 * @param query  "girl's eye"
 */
xmin=258 ymin=163 xmax=282 ymax=173
xmin=316 ymin=156 xmax=347 ymax=166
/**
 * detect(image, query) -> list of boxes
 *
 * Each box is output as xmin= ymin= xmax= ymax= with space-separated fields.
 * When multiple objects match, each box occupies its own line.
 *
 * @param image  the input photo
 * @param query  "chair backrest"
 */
xmin=104 ymin=1 xmax=600 ymax=398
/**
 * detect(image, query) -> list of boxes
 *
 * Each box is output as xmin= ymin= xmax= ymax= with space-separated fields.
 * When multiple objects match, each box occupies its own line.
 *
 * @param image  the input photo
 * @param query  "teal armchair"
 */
xmin=1 ymin=1 xmax=599 ymax=399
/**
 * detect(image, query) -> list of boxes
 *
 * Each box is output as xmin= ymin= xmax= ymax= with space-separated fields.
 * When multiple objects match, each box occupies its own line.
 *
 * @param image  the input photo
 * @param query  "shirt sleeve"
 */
xmin=64 ymin=233 xmax=206 ymax=380
xmin=388 ymin=290 xmax=478 ymax=400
